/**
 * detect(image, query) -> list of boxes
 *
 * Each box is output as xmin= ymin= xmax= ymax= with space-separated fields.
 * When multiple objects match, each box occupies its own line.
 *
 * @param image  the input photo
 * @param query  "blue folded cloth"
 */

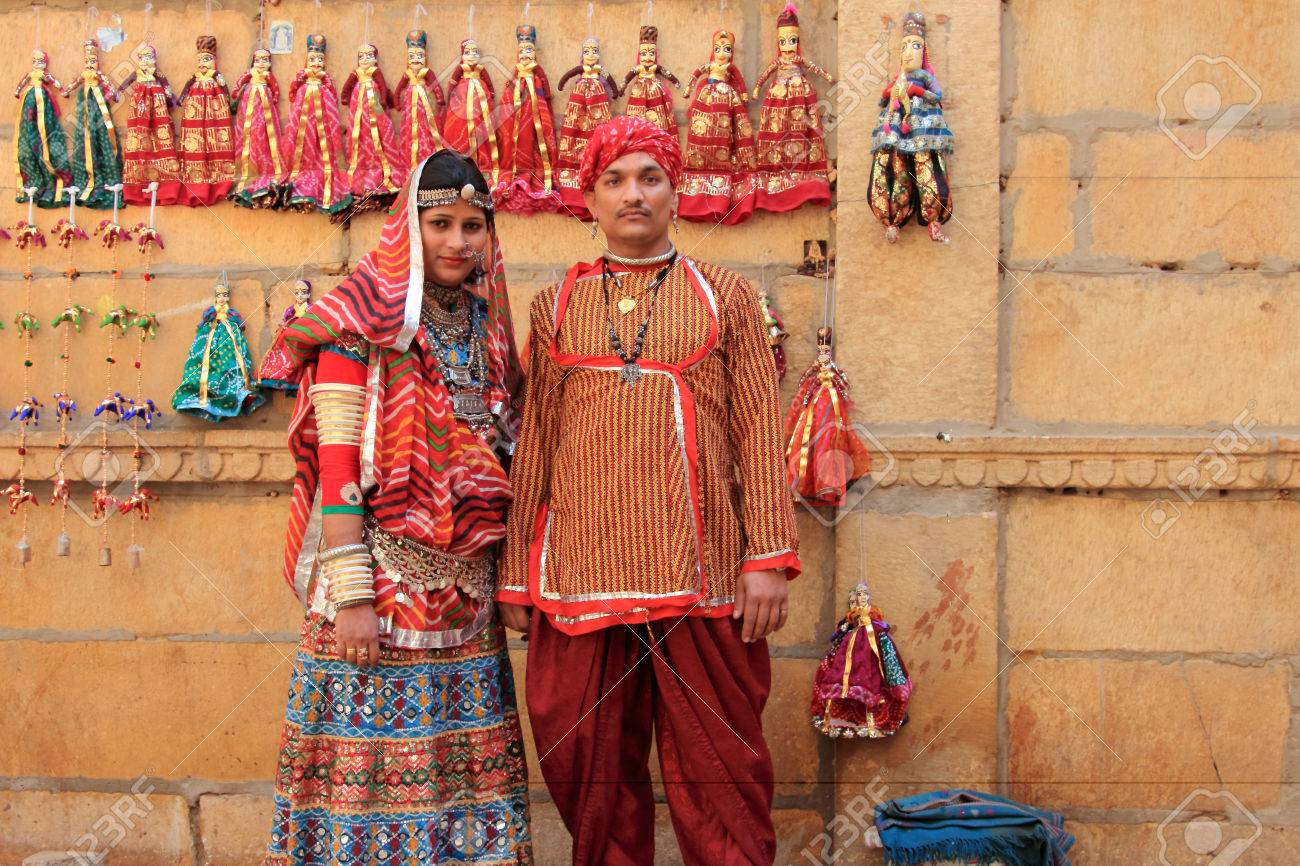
xmin=875 ymin=789 xmax=1075 ymax=866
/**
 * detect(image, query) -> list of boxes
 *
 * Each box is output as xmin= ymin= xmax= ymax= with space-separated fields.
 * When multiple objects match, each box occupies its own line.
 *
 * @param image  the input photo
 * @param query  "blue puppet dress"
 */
xmin=172 ymin=285 xmax=266 ymax=421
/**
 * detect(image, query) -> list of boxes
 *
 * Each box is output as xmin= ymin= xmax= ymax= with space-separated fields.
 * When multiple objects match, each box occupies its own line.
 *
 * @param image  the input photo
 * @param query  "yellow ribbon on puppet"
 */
xmin=312 ymin=87 xmax=334 ymax=207
xmin=79 ymin=73 xmax=118 ymax=202
xmin=198 ymin=305 xmax=253 ymax=407
xmin=408 ymin=74 xmax=443 ymax=170
xmin=236 ymin=76 xmax=283 ymax=194
xmin=347 ymin=71 xmax=395 ymax=192
xmin=511 ymin=71 xmax=554 ymax=191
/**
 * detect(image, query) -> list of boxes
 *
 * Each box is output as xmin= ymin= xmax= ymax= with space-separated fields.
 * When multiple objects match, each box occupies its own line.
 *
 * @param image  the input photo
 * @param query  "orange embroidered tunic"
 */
xmin=498 ymin=255 xmax=800 ymax=634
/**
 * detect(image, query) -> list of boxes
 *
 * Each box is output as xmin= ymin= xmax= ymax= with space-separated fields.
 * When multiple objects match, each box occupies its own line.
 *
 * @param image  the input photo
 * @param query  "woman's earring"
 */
xmin=672 ymin=211 xmax=680 ymax=235
xmin=590 ymin=222 xmax=599 ymax=240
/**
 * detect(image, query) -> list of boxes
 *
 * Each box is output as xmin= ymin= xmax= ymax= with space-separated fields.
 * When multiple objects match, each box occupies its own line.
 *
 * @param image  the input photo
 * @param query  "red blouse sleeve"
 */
xmin=315 ymin=342 xmax=368 ymax=515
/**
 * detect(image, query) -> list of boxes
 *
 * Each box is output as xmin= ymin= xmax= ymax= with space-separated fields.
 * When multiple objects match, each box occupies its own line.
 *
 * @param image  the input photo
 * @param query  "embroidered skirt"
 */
xmin=263 ymin=613 xmax=533 ymax=865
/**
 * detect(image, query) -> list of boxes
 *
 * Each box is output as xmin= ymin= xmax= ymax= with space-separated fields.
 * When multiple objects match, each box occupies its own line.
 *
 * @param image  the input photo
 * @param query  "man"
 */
xmin=497 ymin=115 xmax=800 ymax=865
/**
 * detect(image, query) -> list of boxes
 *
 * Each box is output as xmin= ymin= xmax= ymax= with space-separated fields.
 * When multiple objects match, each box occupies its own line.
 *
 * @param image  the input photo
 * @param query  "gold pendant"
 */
xmin=617 ymin=297 xmax=637 ymax=315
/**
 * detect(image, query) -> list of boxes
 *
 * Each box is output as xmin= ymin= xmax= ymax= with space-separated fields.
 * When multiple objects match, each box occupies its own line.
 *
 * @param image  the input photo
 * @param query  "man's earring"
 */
xmin=590 ymin=222 xmax=598 ymax=240
xmin=672 ymin=211 xmax=680 ymax=235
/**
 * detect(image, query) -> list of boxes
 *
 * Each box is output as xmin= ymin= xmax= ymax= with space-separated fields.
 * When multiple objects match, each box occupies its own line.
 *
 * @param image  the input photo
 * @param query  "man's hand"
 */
xmin=498 ymin=601 xmax=532 ymax=634
xmin=335 ymin=604 xmax=381 ymax=668
xmin=733 ymin=569 xmax=789 ymax=643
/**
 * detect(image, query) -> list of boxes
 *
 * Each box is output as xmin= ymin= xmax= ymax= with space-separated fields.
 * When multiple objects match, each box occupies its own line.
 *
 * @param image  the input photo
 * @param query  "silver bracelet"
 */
xmin=318 ymin=543 xmax=369 ymax=563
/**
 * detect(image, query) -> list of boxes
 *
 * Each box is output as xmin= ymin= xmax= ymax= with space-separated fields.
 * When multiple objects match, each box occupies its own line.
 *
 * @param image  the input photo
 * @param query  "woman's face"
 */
xmin=462 ymin=42 xmax=480 ymax=64
xmin=253 ymin=50 xmax=271 ymax=72
xmin=712 ymin=41 xmax=733 ymax=63
xmin=582 ymin=43 xmax=600 ymax=65
xmin=901 ymin=36 xmax=925 ymax=72
xmin=420 ymin=199 xmax=489 ymax=287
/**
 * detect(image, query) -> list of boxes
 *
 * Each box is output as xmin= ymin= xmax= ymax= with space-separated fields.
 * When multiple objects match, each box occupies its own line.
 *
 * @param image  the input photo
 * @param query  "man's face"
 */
xmin=778 ymin=29 xmax=799 ymax=56
xmin=307 ymin=50 xmax=325 ymax=71
xmin=197 ymin=51 xmax=215 ymax=71
xmin=518 ymin=42 xmax=536 ymax=62
xmin=582 ymin=43 xmax=600 ymax=65
xmin=359 ymin=45 xmax=377 ymax=69
xmin=583 ymin=151 xmax=676 ymax=248
xmin=638 ymin=44 xmax=656 ymax=65
xmin=407 ymin=47 xmax=425 ymax=67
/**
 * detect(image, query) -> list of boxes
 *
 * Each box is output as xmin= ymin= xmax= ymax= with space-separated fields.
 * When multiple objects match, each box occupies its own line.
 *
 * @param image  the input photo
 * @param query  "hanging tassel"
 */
xmin=758 ymin=286 xmax=788 ymax=382
xmin=810 ymin=581 xmax=912 ymax=738
xmin=783 ymin=326 xmax=872 ymax=506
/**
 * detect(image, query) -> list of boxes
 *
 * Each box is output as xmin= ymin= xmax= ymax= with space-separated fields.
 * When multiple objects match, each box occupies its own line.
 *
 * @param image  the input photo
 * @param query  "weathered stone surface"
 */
xmin=1090 ymin=132 xmax=1300 ymax=264
xmin=1007 ymin=496 xmax=1300 ymax=654
xmin=1008 ymin=658 xmax=1290 ymax=811
xmin=1007 ymin=272 xmax=1300 ymax=427
xmin=197 ymin=794 xmax=275 ymax=866
xmin=1070 ymin=820 xmax=1300 ymax=866
xmin=0 ymin=640 xmax=294 ymax=781
xmin=834 ymin=510 xmax=1000 ymax=793
xmin=1008 ymin=1 xmax=1295 ymax=118
xmin=0 ymin=790 xmax=194 ymax=866
xmin=1006 ymin=132 xmax=1076 ymax=263
xmin=767 ymin=657 xmax=826 ymax=796
xmin=0 ymin=494 xmax=301 ymax=637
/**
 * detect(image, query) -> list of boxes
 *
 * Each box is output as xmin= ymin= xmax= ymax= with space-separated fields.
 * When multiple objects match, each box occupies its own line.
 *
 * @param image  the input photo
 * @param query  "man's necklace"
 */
xmin=605 ymin=243 xmax=676 ymax=314
xmin=601 ymin=253 xmax=677 ymax=389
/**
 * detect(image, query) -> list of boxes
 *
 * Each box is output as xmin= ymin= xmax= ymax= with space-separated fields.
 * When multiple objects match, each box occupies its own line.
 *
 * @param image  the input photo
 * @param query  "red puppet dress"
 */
xmin=279 ymin=33 xmax=351 ymax=215
xmin=619 ymin=25 xmax=682 ymax=136
xmin=229 ymin=49 xmax=284 ymax=208
xmin=753 ymin=3 xmax=834 ymax=214
xmin=120 ymin=42 xmax=181 ymax=206
xmin=177 ymin=35 xmax=236 ymax=206
xmin=553 ymin=37 xmax=619 ymax=219
xmin=495 ymin=24 xmax=561 ymax=214
xmin=443 ymin=39 xmax=503 ymax=189
xmin=341 ymin=43 xmax=404 ymax=207
xmin=679 ymin=29 xmax=758 ymax=225
xmin=392 ymin=30 xmax=446 ymax=176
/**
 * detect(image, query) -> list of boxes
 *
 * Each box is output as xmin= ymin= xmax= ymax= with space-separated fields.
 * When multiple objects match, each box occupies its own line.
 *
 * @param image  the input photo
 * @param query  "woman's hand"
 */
xmin=334 ymin=604 xmax=381 ymax=667
xmin=498 ymin=602 xmax=531 ymax=634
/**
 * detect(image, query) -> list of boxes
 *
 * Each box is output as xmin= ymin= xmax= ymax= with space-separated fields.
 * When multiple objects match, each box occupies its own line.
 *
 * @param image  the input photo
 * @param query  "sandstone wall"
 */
xmin=0 ymin=1 xmax=1296 ymax=864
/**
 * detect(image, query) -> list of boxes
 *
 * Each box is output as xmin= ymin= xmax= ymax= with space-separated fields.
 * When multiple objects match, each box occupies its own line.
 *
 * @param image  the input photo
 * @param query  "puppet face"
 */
xmin=901 ymin=35 xmax=925 ymax=72
xmin=711 ymin=40 xmax=733 ymax=63
xmin=582 ymin=42 xmax=600 ymax=65
xmin=638 ymin=44 xmax=657 ymax=65
xmin=407 ymin=46 xmax=426 ymax=67
xmin=307 ymin=50 xmax=325 ymax=71
xmin=778 ymin=28 xmax=800 ymax=56
xmin=253 ymin=50 xmax=271 ymax=71
xmin=462 ymin=41 xmax=481 ymax=64
xmin=215 ymin=286 xmax=231 ymax=306
xmin=358 ymin=44 xmax=377 ymax=69
xmin=197 ymin=51 xmax=215 ymax=71
xmin=293 ymin=279 xmax=312 ymax=304
xmin=517 ymin=42 xmax=536 ymax=62
xmin=31 ymin=50 xmax=47 ymax=70
xmin=136 ymin=46 xmax=157 ymax=69
xmin=83 ymin=51 xmax=99 ymax=71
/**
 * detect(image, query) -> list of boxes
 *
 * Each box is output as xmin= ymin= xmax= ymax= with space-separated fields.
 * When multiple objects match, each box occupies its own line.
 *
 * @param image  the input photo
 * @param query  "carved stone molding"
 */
xmin=2 ymin=430 xmax=1297 ymax=489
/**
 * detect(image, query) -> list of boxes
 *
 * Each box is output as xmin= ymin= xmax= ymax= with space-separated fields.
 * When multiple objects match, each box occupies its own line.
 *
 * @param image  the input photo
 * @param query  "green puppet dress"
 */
xmin=13 ymin=55 xmax=72 ymax=208
xmin=65 ymin=42 xmax=124 ymax=209
xmin=172 ymin=285 xmax=265 ymax=421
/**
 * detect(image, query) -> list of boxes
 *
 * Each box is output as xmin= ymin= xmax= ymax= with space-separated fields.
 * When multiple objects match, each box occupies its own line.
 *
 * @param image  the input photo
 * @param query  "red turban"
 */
xmin=577 ymin=116 xmax=683 ymax=192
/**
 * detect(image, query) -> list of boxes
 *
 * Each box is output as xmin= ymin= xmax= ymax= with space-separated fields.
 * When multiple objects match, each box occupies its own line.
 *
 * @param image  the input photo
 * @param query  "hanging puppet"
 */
xmin=229 ymin=48 xmax=284 ymax=208
xmin=257 ymin=278 xmax=313 ymax=394
xmin=280 ymin=33 xmax=351 ymax=215
xmin=619 ymin=25 xmax=682 ymax=135
xmin=61 ymin=39 xmax=122 ymax=209
xmin=392 ymin=30 xmax=446 ymax=176
xmin=177 ymin=35 xmax=235 ymax=206
xmin=172 ymin=279 xmax=265 ymax=421
xmin=341 ymin=42 xmax=403 ymax=210
xmin=680 ymin=29 xmax=758 ymax=225
xmin=554 ymin=37 xmax=619 ymax=219
xmin=753 ymin=3 xmax=834 ymax=213
xmin=785 ymin=326 xmax=873 ymax=507
xmin=119 ymin=42 xmax=181 ymax=206
xmin=811 ymin=581 xmax=913 ymax=738
xmin=496 ymin=24 xmax=561 ymax=214
xmin=13 ymin=48 xmax=71 ymax=208
xmin=869 ymin=11 xmax=953 ymax=243
xmin=444 ymin=38 xmax=502 ymax=189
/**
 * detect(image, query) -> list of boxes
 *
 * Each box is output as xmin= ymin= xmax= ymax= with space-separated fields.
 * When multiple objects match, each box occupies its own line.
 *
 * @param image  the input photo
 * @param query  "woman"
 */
xmin=259 ymin=149 xmax=532 ymax=865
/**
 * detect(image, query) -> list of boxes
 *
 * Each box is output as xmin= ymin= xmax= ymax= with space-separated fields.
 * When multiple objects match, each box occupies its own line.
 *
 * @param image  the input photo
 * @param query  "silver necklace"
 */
xmin=603 ymin=241 xmax=677 ymax=268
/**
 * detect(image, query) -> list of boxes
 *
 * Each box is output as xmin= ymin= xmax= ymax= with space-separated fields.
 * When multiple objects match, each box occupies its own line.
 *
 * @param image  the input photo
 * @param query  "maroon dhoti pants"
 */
xmin=526 ymin=610 xmax=777 ymax=865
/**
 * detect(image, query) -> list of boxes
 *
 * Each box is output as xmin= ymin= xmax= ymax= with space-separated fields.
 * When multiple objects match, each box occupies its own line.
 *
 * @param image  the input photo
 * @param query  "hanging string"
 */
xmin=85 ymin=6 xmax=100 ymax=41
xmin=586 ymin=1 xmax=594 ymax=36
xmin=821 ymin=247 xmax=834 ymax=329
xmin=467 ymin=4 xmax=476 ymax=38
xmin=142 ymin=3 xmax=153 ymax=41
xmin=522 ymin=1 xmax=531 ymax=21
xmin=362 ymin=2 xmax=373 ymax=44
xmin=256 ymin=0 xmax=265 ymax=49
xmin=31 ymin=4 xmax=41 ymax=47
xmin=204 ymin=0 xmax=214 ymax=33
xmin=718 ymin=0 xmax=726 ymax=29
xmin=645 ymin=0 xmax=654 ymax=24
xmin=412 ymin=3 xmax=428 ymax=30
xmin=313 ymin=0 xmax=321 ymax=34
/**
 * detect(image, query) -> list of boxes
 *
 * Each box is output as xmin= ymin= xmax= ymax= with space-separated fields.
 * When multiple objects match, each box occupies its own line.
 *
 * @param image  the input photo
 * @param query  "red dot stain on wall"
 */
xmin=911 ymin=558 xmax=981 ymax=676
